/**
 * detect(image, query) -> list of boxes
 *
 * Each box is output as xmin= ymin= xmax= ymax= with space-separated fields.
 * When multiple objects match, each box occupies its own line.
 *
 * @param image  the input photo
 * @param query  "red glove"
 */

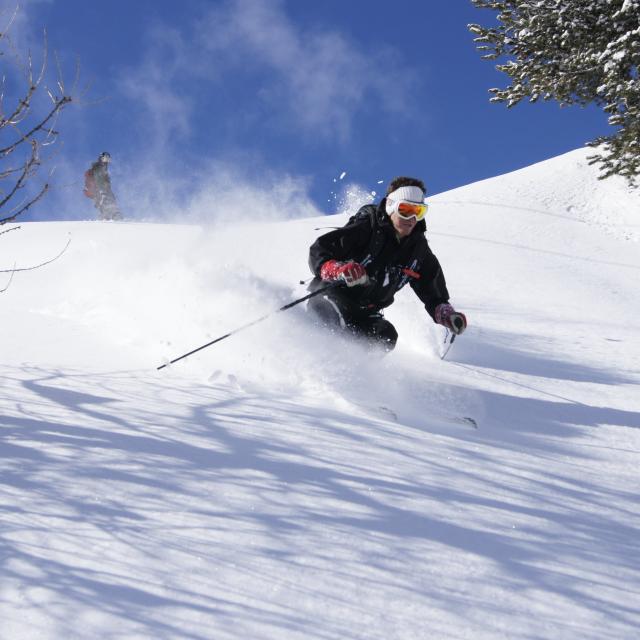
xmin=435 ymin=303 xmax=467 ymax=335
xmin=320 ymin=260 xmax=369 ymax=287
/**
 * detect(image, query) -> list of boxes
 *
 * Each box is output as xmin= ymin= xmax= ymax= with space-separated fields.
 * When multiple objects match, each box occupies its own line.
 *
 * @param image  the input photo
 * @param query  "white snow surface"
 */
xmin=1 ymin=149 xmax=639 ymax=639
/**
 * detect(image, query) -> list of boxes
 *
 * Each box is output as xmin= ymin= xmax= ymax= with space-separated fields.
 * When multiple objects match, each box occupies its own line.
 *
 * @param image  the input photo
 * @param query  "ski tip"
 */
xmin=462 ymin=416 xmax=478 ymax=428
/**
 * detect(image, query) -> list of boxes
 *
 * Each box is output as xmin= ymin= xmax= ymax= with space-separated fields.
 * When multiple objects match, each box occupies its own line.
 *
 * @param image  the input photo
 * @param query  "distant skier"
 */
xmin=307 ymin=176 xmax=467 ymax=351
xmin=83 ymin=152 xmax=122 ymax=221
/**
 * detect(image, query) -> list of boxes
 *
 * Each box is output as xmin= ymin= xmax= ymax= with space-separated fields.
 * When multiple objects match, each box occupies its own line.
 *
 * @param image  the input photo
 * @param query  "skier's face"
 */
xmin=390 ymin=211 xmax=417 ymax=237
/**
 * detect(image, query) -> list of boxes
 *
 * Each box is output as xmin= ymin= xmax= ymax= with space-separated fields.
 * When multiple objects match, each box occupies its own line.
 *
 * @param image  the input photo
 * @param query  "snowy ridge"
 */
xmin=430 ymin=148 xmax=640 ymax=242
xmin=1 ymin=149 xmax=639 ymax=639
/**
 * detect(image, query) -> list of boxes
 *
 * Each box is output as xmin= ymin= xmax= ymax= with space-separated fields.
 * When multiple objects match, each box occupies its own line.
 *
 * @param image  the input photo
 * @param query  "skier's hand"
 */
xmin=449 ymin=312 xmax=467 ymax=335
xmin=435 ymin=303 xmax=467 ymax=335
xmin=320 ymin=260 xmax=369 ymax=287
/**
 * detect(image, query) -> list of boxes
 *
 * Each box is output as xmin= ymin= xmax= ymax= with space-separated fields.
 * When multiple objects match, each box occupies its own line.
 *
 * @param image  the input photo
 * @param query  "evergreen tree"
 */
xmin=469 ymin=0 xmax=640 ymax=185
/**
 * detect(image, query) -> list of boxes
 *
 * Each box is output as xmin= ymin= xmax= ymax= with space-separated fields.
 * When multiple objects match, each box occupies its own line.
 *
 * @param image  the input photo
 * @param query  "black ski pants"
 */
xmin=308 ymin=293 xmax=398 ymax=352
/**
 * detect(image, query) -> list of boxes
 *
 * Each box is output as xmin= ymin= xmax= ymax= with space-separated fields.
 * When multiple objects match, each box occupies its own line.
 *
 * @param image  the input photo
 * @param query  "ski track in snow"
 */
xmin=1 ymin=149 xmax=639 ymax=639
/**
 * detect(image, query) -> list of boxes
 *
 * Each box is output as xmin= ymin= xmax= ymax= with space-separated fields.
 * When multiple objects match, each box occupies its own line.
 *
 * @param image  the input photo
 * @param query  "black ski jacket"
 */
xmin=308 ymin=199 xmax=450 ymax=320
xmin=88 ymin=162 xmax=113 ymax=197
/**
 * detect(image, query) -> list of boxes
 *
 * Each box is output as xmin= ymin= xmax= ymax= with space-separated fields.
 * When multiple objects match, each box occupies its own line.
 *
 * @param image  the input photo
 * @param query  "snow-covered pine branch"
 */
xmin=469 ymin=0 xmax=640 ymax=186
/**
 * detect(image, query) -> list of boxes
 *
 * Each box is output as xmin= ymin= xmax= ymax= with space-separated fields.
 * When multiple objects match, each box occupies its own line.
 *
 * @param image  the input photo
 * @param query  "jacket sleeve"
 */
xmin=308 ymin=218 xmax=372 ymax=277
xmin=410 ymin=250 xmax=450 ymax=321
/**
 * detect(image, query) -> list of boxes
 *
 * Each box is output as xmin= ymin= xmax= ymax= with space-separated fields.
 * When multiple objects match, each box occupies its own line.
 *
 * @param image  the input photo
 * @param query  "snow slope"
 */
xmin=1 ymin=148 xmax=639 ymax=639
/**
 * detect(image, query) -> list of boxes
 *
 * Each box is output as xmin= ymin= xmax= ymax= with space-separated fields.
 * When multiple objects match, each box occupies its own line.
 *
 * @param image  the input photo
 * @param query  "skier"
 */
xmin=307 ymin=176 xmax=467 ymax=351
xmin=83 ymin=152 xmax=123 ymax=221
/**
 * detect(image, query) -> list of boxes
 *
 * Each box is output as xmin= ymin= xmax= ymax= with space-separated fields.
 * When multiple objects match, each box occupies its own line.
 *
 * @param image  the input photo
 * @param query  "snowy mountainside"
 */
xmin=430 ymin=147 xmax=639 ymax=242
xmin=1 ymin=149 xmax=639 ymax=640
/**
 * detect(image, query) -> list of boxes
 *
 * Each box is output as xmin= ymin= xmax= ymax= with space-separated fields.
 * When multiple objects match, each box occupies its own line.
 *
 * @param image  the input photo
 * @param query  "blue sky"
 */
xmin=5 ymin=0 xmax=611 ymax=221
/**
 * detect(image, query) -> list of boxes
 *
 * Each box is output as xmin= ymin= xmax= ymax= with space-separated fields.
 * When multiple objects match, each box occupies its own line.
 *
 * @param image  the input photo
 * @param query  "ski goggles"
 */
xmin=394 ymin=200 xmax=428 ymax=221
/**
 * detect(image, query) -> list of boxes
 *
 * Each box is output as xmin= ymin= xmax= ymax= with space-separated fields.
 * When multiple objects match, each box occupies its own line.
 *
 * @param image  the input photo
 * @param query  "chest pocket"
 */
xmin=378 ymin=258 xmax=420 ymax=292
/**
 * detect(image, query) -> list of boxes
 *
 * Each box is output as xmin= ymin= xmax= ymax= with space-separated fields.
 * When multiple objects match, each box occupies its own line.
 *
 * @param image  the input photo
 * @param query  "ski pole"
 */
xmin=440 ymin=316 xmax=465 ymax=360
xmin=440 ymin=331 xmax=456 ymax=360
xmin=157 ymin=283 xmax=338 ymax=370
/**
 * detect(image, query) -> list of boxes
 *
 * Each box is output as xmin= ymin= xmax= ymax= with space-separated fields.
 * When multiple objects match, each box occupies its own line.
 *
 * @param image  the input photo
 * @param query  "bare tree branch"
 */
xmin=0 ymin=262 xmax=16 ymax=292
xmin=0 ymin=10 xmax=75 ymax=227
xmin=0 ymin=224 xmax=20 ymax=236
xmin=0 ymin=94 xmax=72 ymax=157
xmin=0 ymin=178 xmax=49 ymax=225
xmin=0 ymin=234 xmax=71 ymax=273
xmin=0 ymin=6 xmax=79 ymax=294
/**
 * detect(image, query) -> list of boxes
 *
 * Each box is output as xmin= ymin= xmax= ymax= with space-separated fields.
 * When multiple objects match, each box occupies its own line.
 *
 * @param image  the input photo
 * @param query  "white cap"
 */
xmin=385 ymin=185 xmax=424 ymax=216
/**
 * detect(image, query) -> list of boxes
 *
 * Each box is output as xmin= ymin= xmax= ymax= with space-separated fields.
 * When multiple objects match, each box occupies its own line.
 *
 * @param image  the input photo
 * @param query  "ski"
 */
xmin=425 ymin=413 xmax=478 ymax=430
xmin=448 ymin=415 xmax=478 ymax=429
xmin=350 ymin=401 xmax=478 ymax=429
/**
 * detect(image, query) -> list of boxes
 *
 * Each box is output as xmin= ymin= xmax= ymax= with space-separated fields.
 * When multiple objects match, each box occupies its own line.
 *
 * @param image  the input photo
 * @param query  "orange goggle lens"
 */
xmin=397 ymin=201 xmax=428 ymax=221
